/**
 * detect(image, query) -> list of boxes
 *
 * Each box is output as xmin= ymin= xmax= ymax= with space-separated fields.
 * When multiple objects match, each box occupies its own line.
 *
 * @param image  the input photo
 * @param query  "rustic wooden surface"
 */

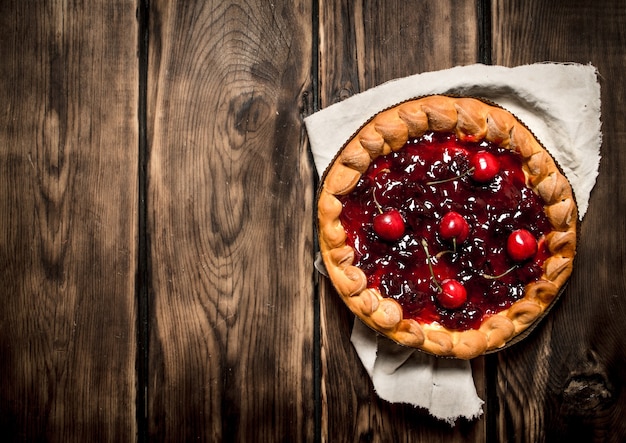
xmin=0 ymin=1 xmax=139 ymax=441
xmin=145 ymin=0 xmax=315 ymax=441
xmin=1 ymin=1 xmax=624 ymax=442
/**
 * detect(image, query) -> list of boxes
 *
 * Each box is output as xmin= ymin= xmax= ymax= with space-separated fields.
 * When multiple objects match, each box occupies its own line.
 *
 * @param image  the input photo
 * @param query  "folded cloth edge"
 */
xmin=351 ymin=318 xmax=484 ymax=426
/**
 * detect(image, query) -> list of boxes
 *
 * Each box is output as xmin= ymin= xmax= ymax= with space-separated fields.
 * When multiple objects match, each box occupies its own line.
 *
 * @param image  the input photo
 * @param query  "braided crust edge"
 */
xmin=317 ymin=96 xmax=577 ymax=360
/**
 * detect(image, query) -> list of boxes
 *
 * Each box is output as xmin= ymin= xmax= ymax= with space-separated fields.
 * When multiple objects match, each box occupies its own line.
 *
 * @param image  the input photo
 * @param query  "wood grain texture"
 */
xmin=318 ymin=0 xmax=481 ymax=106
xmin=146 ymin=1 xmax=315 ymax=441
xmin=317 ymin=1 xmax=487 ymax=441
xmin=492 ymin=1 xmax=626 ymax=442
xmin=0 ymin=1 xmax=138 ymax=441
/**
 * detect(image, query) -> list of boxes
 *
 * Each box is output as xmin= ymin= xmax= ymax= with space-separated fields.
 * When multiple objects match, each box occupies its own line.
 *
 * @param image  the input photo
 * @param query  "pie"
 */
xmin=317 ymin=95 xmax=577 ymax=359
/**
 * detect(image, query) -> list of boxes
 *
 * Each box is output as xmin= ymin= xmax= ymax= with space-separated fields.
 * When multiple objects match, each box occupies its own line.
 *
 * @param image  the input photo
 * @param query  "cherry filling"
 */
xmin=338 ymin=131 xmax=552 ymax=331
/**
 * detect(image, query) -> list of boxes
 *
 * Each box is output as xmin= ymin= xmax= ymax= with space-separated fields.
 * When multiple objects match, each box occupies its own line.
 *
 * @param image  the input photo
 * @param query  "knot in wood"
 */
xmin=562 ymin=373 xmax=613 ymax=416
xmin=230 ymin=93 xmax=270 ymax=135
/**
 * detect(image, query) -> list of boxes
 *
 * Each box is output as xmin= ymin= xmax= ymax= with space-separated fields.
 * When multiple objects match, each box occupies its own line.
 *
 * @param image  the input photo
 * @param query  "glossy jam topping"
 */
xmin=338 ymin=132 xmax=552 ymax=331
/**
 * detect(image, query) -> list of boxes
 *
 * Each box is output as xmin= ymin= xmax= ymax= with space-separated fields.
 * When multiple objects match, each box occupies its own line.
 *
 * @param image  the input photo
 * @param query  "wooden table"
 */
xmin=1 ymin=1 xmax=625 ymax=441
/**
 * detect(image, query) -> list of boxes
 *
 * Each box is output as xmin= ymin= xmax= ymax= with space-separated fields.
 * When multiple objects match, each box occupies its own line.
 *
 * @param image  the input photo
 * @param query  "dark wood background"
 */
xmin=1 ymin=0 xmax=624 ymax=442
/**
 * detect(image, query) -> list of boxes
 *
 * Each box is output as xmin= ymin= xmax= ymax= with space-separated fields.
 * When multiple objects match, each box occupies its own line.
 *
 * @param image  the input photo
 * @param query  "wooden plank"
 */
xmin=491 ymin=1 xmax=626 ymax=441
xmin=0 ymin=1 xmax=138 ymax=441
xmin=317 ymin=1 xmax=488 ymax=441
xmin=146 ymin=1 xmax=315 ymax=441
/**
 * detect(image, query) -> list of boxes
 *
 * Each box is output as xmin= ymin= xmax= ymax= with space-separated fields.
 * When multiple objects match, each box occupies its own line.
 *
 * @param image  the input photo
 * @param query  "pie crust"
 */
xmin=317 ymin=95 xmax=577 ymax=359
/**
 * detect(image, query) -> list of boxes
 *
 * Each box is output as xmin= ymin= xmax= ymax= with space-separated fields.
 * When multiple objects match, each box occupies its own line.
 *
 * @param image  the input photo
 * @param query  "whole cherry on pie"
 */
xmin=437 ymin=279 xmax=467 ymax=309
xmin=373 ymin=209 xmax=405 ymax=241
xmin=469 ymin=151 xmax=500 ymax=183
xmin=439 ymin=211 xmax=470 ymax=244
xmin=507 ymin=228 xmax=538 ymax=262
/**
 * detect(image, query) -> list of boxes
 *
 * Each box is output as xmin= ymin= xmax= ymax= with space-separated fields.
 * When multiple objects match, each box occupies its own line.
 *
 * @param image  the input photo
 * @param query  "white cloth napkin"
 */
xmin=306 ymin=63 xmax=602 ymax=424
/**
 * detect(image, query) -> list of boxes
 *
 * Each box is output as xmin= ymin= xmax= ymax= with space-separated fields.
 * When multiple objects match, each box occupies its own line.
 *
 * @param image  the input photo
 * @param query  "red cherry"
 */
xmin=507 ymin=229 xmax=538 ymax=262
xmin=373 ymin=209 xmax=405 ymax=241
xmin=470 ymin=151 xmax=500 ymax=182
xmin=439 ymin=211 xmax=470 ymax=244
xmin=437 ymin=279 xmax=467 ymax=309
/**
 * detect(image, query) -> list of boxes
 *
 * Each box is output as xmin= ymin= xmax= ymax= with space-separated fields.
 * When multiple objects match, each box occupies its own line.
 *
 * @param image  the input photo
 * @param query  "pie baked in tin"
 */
xmin=317 ymin=95 xmax=577 ymax=359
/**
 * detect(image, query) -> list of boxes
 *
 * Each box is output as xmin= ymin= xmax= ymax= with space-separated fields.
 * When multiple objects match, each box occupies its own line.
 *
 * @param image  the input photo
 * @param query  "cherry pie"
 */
xmin=317 ymin=96 xmax=577 ymax=359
